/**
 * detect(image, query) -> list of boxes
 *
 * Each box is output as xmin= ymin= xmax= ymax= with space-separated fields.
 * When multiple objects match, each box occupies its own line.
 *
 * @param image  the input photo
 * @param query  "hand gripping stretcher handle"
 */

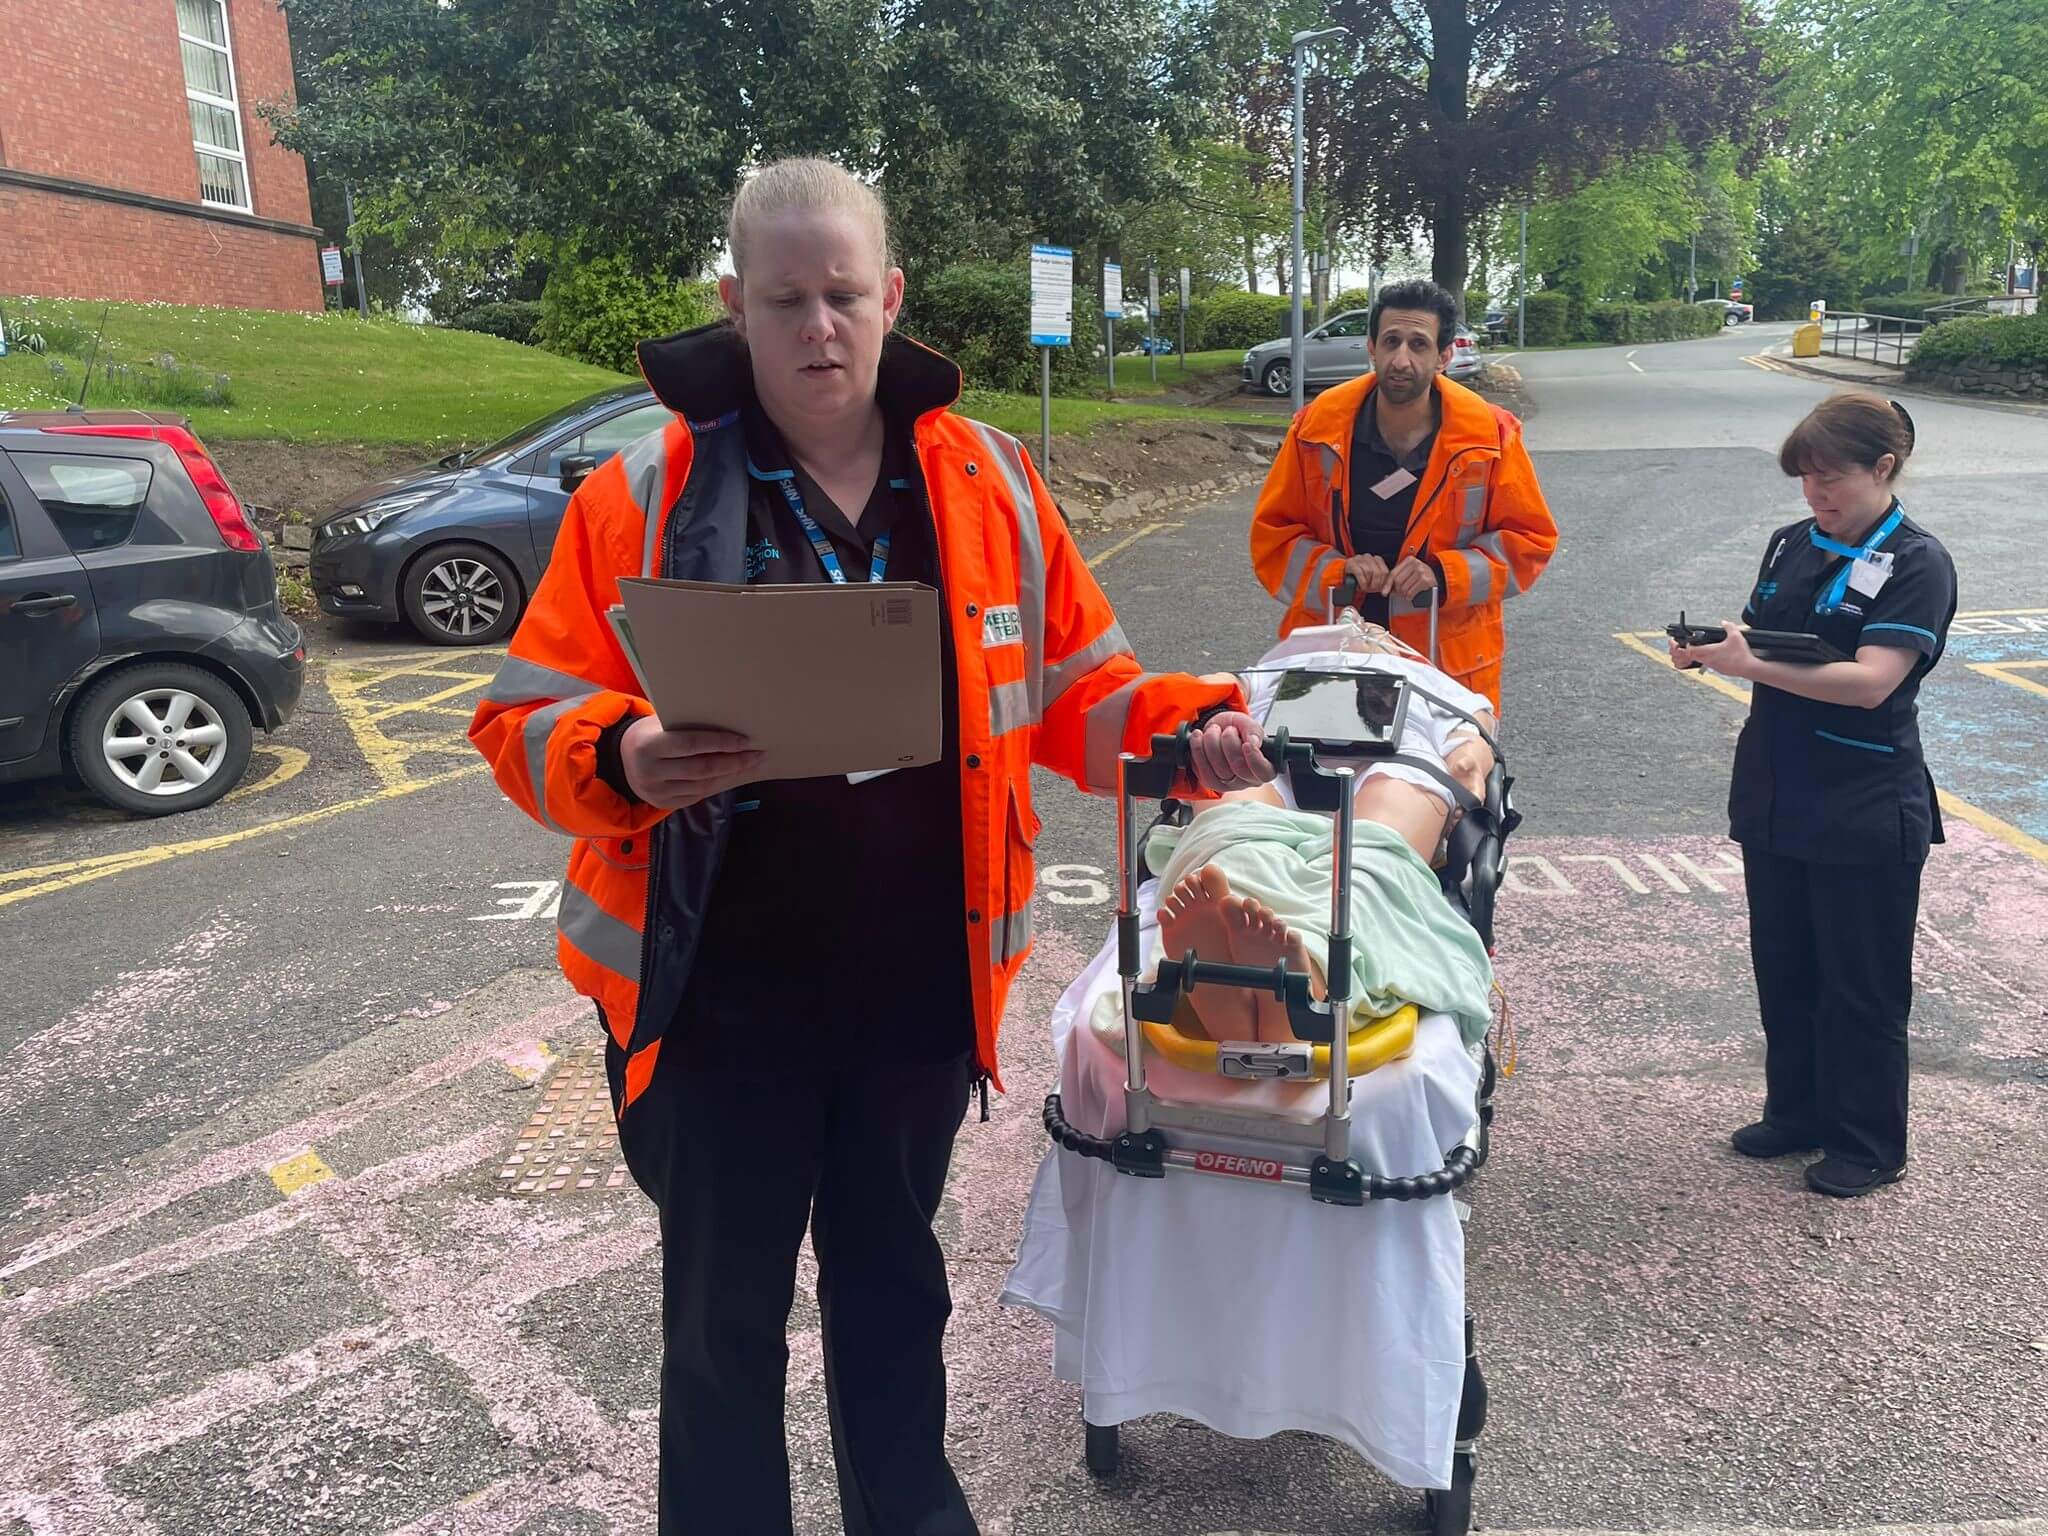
xmin=1119 ymin=721 xmax=1347 ymax=815
xmin=1331 ymin=574 xmax=1440 ymax=666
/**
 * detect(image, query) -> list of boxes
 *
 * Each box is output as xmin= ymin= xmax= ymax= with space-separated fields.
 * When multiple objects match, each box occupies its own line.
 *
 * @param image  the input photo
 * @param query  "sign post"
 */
xmin=1029 ymin=244 xmax=1074 ymax=473
xmin=1102 ymin=262 xmax=1122 ymax=397
xmin=1178 ymin=267 xmax=1190 ymax=370
xmin=1147 ymin=268 xmax=1160 ymax=384
xmin=320 ymin=245 xmax=345 ymax=294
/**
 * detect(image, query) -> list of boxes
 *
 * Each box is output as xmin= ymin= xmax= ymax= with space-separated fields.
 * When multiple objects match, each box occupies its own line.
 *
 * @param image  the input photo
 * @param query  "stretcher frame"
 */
xmin=1036 ymin=587 xmax=1510 ymax=1534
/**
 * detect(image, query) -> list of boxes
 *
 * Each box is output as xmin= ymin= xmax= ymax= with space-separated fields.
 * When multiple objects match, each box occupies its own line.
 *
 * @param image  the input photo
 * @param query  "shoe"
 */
xmin=1805 ymin=1155 xmax=1907 ymax=1198
xmin=1730 ymin=1120 xmax=1821 ymax=1158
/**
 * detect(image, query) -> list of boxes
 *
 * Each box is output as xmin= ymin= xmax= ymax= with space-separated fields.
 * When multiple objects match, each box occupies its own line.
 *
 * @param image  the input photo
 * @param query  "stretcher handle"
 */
xmin=1122 ymin=722 xmax=1316 ymax=802
xmin=1133 ymin=952 xmax=1335 ymax=1043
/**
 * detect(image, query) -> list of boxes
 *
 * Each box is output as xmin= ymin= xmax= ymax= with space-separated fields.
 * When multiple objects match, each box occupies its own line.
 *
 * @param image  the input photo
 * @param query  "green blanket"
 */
xmin=1146 ymin=801 xmax=1495 ymax=1047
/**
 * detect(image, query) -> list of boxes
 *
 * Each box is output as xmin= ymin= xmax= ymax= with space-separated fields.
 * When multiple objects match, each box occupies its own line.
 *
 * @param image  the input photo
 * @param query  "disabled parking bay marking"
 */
xmin=1614 ymin=613 xmax=2048 ymax=868
xmin=324 ymin=647 xmax=507 ymax=790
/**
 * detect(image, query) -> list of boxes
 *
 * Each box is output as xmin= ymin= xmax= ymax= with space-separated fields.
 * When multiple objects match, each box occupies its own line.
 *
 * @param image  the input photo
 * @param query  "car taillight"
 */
xmin=45 ymin=422 xmax=263 ymax=551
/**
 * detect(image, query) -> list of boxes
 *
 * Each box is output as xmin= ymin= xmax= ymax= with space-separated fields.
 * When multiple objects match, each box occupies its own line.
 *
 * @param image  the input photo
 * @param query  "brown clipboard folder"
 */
xmin=609 ymin=577 xmax=944 ymax=784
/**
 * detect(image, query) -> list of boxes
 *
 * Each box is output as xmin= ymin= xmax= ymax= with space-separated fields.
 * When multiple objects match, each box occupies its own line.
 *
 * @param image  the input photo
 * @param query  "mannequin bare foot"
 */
xmin=1159 ymin=867 xmax=1256 ymax=1041
xmin=1158 ymin=866 xmax=1325 ymax=1043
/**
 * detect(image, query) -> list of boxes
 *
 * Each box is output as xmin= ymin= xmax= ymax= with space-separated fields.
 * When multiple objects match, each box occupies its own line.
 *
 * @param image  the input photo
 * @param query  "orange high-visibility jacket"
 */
xmin=469 ymin=325 xmax=1243 ymax=1141
xmin=1249 ymin=372 xmax=1557 ymax=708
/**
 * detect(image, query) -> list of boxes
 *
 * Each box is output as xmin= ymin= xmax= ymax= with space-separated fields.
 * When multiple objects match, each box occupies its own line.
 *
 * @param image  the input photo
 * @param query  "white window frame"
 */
xmin=177 ymin=0 xmax=252 ymax=213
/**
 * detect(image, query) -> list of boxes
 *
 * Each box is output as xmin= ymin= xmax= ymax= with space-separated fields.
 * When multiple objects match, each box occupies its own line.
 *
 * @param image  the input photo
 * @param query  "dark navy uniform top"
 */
xmin=1728 ymin=500 xmax=1957 ymax=865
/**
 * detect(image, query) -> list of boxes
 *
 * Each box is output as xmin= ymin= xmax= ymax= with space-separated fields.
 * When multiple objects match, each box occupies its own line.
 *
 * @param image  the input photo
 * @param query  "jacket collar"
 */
xmin=636 ymin=322 xmax=963 ymax=429
xmin=1296 ymin=370 xmax=1500 ymax=458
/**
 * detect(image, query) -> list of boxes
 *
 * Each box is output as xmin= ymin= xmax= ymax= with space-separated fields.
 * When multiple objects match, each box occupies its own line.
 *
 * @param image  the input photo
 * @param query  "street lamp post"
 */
xmin=1289 ymin=26 xmax=1347 ymax=415
xmin=1516 ymin=204 xmax=1528 ymax=350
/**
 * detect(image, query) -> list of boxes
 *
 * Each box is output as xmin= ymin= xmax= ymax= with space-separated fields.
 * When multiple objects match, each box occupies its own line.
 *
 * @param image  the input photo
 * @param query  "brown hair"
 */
xmin=1777 ymin=391 xmax=1915 ymax=482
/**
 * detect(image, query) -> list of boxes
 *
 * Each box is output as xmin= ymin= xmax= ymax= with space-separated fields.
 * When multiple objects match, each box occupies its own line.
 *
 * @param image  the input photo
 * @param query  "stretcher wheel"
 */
xmin=1083 ymin=1418 xmax=1119 ymax=1477
xmin=1423 ymin=1449 xmax=1476 ymax=1535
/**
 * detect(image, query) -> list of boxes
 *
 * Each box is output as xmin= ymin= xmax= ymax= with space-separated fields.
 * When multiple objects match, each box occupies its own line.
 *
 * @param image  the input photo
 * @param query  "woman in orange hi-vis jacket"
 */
xmin=467 ymin=159 xmax=1274 ymax=1536
xmin=1248 ymin=279 xmax=1558 ymax=710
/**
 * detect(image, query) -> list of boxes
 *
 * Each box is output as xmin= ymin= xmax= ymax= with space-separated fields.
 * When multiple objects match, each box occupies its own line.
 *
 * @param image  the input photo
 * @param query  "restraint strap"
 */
xmin=1399 ymin=681 xmax=1503 ymax=764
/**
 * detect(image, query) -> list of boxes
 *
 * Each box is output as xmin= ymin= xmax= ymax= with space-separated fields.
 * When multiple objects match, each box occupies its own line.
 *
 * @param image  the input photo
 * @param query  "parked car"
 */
xmin=1446 ymin=323 xmax=1485 ymax=381
xmin=1240 ymin=310 xmax=1486 ymax=394
xmin=311 ymin=385 xmax=673 ymax=645
xmin=1697 ymin=298 xmax=1754 ymax=325
xmin=0 ymin=409 xmax=304 ymax=815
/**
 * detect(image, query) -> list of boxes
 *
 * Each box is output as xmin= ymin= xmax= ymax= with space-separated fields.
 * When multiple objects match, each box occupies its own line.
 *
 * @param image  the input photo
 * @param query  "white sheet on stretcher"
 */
xmin=1000 ymin=875 xmax=1482 ymax=1491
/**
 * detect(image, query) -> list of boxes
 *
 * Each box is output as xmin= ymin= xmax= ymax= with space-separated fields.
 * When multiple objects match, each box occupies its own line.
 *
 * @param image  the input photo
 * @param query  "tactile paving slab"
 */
xmin=497 ymin=1042 xmax=629 ymax=1194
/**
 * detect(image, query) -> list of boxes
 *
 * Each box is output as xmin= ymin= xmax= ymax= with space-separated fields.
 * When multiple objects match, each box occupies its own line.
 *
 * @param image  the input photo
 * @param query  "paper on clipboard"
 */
xmin=611 ymin=577 xmax=943 ymax=784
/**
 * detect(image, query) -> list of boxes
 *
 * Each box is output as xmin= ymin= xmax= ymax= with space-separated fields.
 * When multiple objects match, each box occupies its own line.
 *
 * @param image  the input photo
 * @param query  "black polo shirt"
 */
xmin=1727 ymin=502 xmax=1957 ymax=864
xmin=672 ymin=410 xmax=975 ymax=1064
xmin=1347 ymin=391 xmax=1439 ymax=626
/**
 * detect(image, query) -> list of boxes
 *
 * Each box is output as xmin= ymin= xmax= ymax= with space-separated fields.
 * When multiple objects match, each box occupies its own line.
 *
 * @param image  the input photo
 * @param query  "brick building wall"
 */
xmin=0 ymin=0 xmax=322 ymax=311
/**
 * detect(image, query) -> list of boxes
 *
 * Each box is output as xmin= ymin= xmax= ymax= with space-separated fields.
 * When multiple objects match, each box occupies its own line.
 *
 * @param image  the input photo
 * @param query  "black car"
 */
xmin=311 ymin=385 xmax=674 ymax=645
xmin=0 ymin=410 xmax=304 ymax=815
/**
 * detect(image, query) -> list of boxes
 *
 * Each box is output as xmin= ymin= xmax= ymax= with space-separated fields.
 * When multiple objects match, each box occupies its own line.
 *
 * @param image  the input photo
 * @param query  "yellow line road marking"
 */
xmin=0 ymin=765 xmax=487 ymax=910
xmin=222 ymin=745 xmax=310 ymax=804
xmin=1088 ymin=522 xmax=1181 ymax=570
xmin=323 ymin=650 xmax=504 ymax=790
xmin=1969 ymin=660 xmax=2048 ymax=702
xmin=1614 ymin=630 xmax=2048 ymax=869
xmin=267 ymin=1148 xmax=335 ymax=1196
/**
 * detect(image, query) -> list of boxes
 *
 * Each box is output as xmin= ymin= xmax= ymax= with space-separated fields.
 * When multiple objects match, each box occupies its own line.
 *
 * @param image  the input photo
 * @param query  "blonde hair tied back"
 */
xmin=727 ymin=158 xmax=892 ymax=280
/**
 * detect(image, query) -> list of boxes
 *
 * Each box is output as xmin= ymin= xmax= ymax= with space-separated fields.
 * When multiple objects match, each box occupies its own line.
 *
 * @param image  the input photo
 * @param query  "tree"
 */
xmin=1321 ymin=0 xmax=1768 ymax=294
xmin=1769 ymin=0 xmax=2048 ymax=294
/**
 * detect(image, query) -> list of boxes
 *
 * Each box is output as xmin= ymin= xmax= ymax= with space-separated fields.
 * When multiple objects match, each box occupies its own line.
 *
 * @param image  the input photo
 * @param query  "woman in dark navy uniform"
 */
xmin=1672 ymin=392 xmax=1956 ymax=1198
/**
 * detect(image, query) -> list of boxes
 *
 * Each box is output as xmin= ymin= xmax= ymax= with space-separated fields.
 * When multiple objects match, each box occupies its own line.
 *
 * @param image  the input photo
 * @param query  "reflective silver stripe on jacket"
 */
xmin=1449 ymin=547 xmax=1496 ymax=607
xmin=1454 ymin=481 xmax=1487 ymax=545
xmin=557 ymin=880 xmax=644 ymax=979
xmin=998 ymin=905 xmax=1035 ymax=963
xmin=616 ymin=427 xmax=669 ymax=578
xmin=1082 ymin=674 xmax=1150 ymax=792
xmin=483 ymin=655 xmax=606 ymax=707
xmin=1278 ymin=536 xmax=1320 ymax=603
xmin=989 ymin=680 xmax=1034 ymax=739
xmin=1044 ymin=621 xmax=1133 ymax=711
xmin=966 ymin=421 xmax=1048 ymax=724
xmin=521 ymin=696 xmax=592 ymax=834
xmin=1470 ymin=531 xmax=1524 ymax=596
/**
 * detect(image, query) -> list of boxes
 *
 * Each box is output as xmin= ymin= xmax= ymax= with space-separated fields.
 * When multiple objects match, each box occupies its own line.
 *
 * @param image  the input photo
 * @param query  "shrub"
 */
xmin=448 ymin=300 xmax=543 ymax=347
xmin=1520 ymin=290 xmax=1571 ymax=346
xmin=1583 ymin=299 xmax=1722 ymax=344
xmin=536 ymin=255 xmax=717 ymax=373
xmin=898 ymin=261 xmax=1101 ymax=395
xmin=1195 ymin=289 xmax=1295 ymax=351
xmin=1463 ymin=288 xmax=1489 ymax=323
xmin=1329 ymin=287 xmax=1374 ymax=314
xmin=1863 ymin=292 xmax=1960 ymax=324
xmin=1907 ymin=313 xmax=2048 ymax=379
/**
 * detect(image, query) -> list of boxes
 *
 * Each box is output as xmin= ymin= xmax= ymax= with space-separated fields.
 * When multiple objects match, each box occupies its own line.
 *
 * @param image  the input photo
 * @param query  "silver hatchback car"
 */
xmin=1242 ymin=311 xmax=1484 ymax=396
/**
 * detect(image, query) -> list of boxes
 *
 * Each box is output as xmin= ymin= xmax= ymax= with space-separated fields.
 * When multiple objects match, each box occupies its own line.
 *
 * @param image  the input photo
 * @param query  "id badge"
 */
xmin=1848 ymin=551 xmax=1892 ymax=599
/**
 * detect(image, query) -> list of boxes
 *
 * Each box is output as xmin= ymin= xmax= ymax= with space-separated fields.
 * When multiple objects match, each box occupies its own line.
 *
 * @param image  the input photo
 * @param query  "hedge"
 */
xmin=1907 ymin=313 xmax=2048 ymax=375
xmin=447 ymin=300 xmax=543 ymax=347
xmin=1192 ymin=290 xmax=1296 ymax=351
xmin=537 ymin=256 xmax=717 ymax=373
xmin=1520 ymin=290 xmax=1571 ymax=346
xmin=1862 ymin=293 xmax=1960 ymax=324
xmin=898 ymin=262 xmax=1102 ymax=394
xmin=1583 ymin=299 xmax=1722 ymax=344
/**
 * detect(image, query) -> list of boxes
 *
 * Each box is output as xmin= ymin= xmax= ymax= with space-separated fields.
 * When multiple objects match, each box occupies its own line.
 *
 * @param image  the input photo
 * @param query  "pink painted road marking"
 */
xmin=2 ymin=995 xmax=590 ymax=1281
xmin=0 ymin=1316 xmax=164 ymax=1536
xmin=11 ymin=1128 xmax=503 ymax=1324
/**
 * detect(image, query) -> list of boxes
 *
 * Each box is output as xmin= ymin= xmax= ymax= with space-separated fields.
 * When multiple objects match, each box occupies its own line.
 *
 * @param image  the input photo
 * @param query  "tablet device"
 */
xmin=1262 ymin=670 xmax=1409 ymax=757
xmin=1743 ymin=629 xmax=1851 ymax=665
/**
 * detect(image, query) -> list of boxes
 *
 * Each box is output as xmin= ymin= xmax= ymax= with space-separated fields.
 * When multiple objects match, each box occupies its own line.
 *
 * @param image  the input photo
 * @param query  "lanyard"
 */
xmin=772 ymin=475 xmax=889 ymax=585
xmin=1811 ymin=503 xmax=1902 ymax=614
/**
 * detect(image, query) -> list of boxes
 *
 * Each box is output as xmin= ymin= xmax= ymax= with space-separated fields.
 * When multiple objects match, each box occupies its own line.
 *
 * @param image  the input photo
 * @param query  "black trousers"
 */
xmin=1742 ymin=846 xmax=1922 ymax=1170
xmin=646 ymin=1043 xmax=980 ymax=1535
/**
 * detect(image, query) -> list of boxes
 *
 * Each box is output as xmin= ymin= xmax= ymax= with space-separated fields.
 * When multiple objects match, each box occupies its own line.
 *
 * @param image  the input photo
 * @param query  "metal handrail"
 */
xmin=1820 ymin=311 xmax=1925 ymax=368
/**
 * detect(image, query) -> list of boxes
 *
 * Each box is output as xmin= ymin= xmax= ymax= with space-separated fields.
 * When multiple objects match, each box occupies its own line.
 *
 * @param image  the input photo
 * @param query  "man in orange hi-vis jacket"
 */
xmin=1250 ymin=278 xmax=1558 ymax=710
xmin=468 ymin=159 xmax=1273 ymax=1536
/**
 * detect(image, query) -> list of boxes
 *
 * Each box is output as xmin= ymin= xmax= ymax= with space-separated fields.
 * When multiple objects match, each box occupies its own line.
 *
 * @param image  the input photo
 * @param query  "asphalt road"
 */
xmin=4 ymin=324 xmax=2045 ymax=1536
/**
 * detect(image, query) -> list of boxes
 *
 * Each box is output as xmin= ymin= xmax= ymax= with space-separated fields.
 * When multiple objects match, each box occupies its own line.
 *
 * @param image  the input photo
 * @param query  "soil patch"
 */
xmin=210 ymin=440 xmax=434 ymax=526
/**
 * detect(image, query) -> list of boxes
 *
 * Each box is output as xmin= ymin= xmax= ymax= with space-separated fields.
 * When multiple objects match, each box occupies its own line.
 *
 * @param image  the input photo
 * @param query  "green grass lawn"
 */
xmin=0 ymin=297 xmax=630 ymax=446
xmin=1087 ymin=347 xmax=1246 ymax=396
xmin=0 ymin=296 xmax=1269 ymax=449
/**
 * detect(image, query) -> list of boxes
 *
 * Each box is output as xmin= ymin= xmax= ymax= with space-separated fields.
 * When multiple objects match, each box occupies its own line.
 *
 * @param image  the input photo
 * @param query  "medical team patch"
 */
xmin=982 ymin=604 xmax=1024 ymax=648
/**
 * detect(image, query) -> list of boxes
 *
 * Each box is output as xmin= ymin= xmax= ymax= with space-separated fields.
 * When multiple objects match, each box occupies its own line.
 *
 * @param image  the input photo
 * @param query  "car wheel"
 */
xmin=1261 ymin=359 xmax=1292 ymax=397
xmin=70 ymin=662 xmax=252 ymax=816
xmin=402 ymin=541 xmax=522 ymax=645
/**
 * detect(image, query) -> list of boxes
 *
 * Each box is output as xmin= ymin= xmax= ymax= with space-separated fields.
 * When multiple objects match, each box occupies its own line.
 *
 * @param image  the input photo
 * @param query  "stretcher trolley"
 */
xmin=1032 ymin=634 xmax=1520 ymax=1536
